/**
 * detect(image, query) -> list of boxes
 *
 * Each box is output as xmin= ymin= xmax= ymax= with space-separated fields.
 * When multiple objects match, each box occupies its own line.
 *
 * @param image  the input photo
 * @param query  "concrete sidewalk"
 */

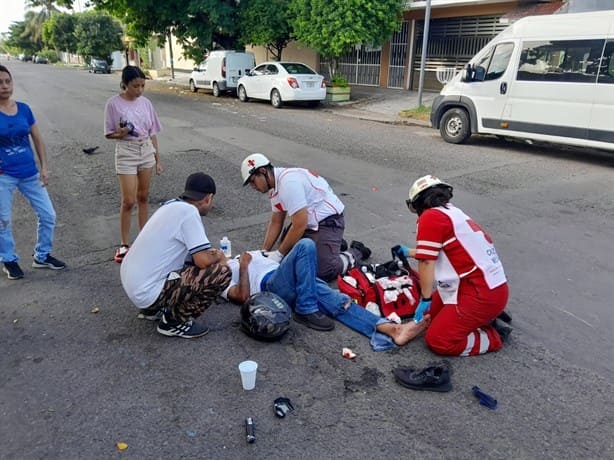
xmin=156 ymin=71 xmax=436 ymax=127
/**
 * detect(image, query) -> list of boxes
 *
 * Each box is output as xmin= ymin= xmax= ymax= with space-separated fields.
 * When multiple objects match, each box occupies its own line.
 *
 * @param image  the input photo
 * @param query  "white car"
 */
xmin=236 ymin=61 xmax=326 ymax=108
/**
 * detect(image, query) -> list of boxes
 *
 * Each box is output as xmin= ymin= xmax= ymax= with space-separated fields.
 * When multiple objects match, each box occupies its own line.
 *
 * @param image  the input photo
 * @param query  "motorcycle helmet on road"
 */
xmin=240 ymin=291 xmax=291 ymax=341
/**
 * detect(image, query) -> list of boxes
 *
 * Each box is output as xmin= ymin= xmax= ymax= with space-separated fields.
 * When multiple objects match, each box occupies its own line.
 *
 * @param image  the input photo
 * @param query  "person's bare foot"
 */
xmin=377 ymin=314 xmax=431 ymax=346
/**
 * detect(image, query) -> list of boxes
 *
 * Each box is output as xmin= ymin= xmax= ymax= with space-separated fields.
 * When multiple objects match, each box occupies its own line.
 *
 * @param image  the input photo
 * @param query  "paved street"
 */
xmin=2 ymin=62 xmax=614 ymax=459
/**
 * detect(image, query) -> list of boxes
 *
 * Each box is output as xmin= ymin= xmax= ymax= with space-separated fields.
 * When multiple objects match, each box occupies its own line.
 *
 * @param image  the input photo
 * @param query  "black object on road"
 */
xmin=274 ymin=397 xmax=295 ymax=418
xmin=393 ymin=362 xmax=452 ymax=392
xmin=245 ymin=417 xmax=256 ymax=443
xmin=83 ymin=146 xmax=99 ymax=154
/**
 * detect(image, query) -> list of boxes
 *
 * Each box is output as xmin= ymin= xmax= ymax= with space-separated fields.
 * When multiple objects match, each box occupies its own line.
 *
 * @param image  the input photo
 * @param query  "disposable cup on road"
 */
xmin=239 ymin=360 xmax=258 ymax=390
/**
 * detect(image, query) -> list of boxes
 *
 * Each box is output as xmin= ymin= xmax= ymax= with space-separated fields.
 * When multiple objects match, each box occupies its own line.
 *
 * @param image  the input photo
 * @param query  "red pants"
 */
xmin=424 ymin=279 xmax=509 ymax=356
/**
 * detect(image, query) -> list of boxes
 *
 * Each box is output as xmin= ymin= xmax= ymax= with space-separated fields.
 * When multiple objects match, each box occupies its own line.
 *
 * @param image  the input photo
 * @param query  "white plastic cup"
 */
xmin=238 ymin=360 xmax=258 ymax=390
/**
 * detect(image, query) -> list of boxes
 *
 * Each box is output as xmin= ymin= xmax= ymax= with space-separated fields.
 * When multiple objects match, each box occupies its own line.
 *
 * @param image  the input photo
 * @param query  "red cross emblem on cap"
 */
xmin=247 ymin=159 xmax=256 ymax=167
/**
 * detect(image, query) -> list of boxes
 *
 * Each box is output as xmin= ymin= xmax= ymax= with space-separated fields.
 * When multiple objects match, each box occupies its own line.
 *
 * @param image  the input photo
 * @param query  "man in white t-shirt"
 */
xmin=221 ymin=238 xmax=429 ymax=344
xmin=120 ymin=172 xmax=231 ymax=339
xmin=240 ymin=153 xmax=371 ymax=286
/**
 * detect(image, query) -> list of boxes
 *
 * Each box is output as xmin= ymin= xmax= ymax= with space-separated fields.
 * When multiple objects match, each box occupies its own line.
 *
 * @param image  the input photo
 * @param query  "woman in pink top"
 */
xmin=104 ymin=66 xmax=163 ymax=262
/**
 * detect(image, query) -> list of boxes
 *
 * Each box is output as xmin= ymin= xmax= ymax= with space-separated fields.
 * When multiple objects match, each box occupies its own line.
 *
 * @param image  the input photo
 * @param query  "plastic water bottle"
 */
xmin=220 ymin=236 xmax=231 ymax=257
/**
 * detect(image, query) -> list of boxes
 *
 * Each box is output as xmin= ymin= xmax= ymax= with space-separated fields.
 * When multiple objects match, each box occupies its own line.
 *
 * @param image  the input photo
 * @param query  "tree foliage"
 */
xmin=290 ymin=0 xmax=403 ymax=76
xmin=90 ymin=0 xmax=240 ymax=63
xmin=73 ymin=10 xmax=124 ymax=61
xmin=238 ymin=0 xmax=292 ymax=61
xmin=42 ymin=13 xmax=78 ymax=53
xmin=4 ymin=21 xmax=40 ymax=55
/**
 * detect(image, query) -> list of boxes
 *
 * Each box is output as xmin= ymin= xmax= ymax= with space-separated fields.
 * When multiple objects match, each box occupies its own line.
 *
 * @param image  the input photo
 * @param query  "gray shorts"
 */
xmin=115 ymin=138 xmax=156 ymax=174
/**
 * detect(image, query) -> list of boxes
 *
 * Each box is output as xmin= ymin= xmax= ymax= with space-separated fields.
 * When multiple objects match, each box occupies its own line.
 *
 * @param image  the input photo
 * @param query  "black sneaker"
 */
xmin=32 ymin=255 xmax=66 ymax=270
xmin=497 ymin=310 xmax=512 ymax=324
xmin=3 ymin=261 xmax=24 ymax=280
xmin=492 ymin=318 xmax=513 ymax=343
xmin=293 ymin=311 xmax=335 ymax=331
xmin=137 ymin=306 xmax=164 ymax=321
xmin=393 ymin=364 xmax=452 ymax=392
xmin=350 ymin=240 xmax=372 ymax=260
xmin=156 ymin=313 xmax=209 ymax=338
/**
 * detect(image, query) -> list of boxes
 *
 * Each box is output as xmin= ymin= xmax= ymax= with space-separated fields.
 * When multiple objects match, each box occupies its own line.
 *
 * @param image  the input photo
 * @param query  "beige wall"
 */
xmin=247 ymin=42 xmax=320 ymax=70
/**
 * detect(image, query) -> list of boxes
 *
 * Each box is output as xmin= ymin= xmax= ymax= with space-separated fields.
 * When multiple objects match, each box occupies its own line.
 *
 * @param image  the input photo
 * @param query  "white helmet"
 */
xmin=241 ymin=153 xmax=271 ymax=185
xmin=408 ymin=175 xmax=451 ymax=203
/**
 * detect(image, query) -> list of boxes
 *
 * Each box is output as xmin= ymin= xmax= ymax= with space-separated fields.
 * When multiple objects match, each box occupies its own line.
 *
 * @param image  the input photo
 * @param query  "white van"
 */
xmin=430 ymin=10 xmax=614 ymax=151
xmin=189 ymin=51 xmax=256 ymax=96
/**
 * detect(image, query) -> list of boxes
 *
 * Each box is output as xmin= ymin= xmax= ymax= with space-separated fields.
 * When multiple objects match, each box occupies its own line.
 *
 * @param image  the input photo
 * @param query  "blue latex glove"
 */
xmin=394 ymin=245 xmax=410 ymax=258
xmin=413 ymin=299 xmax=432 ymax=323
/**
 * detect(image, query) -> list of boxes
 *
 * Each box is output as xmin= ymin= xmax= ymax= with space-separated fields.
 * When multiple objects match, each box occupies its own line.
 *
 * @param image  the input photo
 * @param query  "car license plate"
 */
xmin=305 ymin=81 xmax=315 ymax=88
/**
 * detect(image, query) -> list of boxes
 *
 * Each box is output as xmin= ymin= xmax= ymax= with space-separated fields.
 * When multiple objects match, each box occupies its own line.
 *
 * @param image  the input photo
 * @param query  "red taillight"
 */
xmin=221 ymin=58 xmax=226 ymax=78
xmin=321 ymin=79 xmax=326 ymax=88
xmin=287 ymin=77 xmax=299 ymax=89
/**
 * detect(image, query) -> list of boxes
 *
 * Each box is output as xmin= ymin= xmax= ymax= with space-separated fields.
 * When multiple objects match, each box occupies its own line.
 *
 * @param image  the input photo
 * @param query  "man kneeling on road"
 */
xmin=120 ymin=172 xmax=231 ymax=338
xmin=222 ymin=238 xmax=430 ymax=347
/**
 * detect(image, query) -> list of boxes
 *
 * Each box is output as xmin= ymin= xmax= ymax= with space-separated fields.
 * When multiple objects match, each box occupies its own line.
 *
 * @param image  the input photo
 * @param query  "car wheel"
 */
xmin=440 ymin=107 xmax=471 ymax=144
xmin=189 ymin=79 xmax=197 ymax=93
xmin=238 ymin=85 xmax=249 ymax=102
xmin=212 ymin=82 xmax=220 ymax=97
xmin=270 ymin=89 xmax=283 ymax=108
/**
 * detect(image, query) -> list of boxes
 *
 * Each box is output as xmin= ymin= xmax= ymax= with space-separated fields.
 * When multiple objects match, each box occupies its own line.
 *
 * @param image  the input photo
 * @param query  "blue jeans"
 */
xmin=0 ymin=173 xmax=57 ymax=263
xmin=264 ymin=239 xmax=381 ymax=338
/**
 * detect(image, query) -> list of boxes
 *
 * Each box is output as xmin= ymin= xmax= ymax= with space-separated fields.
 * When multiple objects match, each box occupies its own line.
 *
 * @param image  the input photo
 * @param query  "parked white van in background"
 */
xmin=430 ymin=10 xmax=614 ymax=152
xmin=189 ymin=51 xmax=256 ymax=96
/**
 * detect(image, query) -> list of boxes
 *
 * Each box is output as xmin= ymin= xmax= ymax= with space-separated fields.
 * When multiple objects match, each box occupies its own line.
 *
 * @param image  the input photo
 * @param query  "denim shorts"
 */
xmin=114 ymin=138 xmax=156 ymax=174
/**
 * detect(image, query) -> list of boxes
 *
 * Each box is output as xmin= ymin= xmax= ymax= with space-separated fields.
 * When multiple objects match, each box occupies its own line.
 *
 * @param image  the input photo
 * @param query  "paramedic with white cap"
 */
xmin=240 ymin=153 xmax=371 ymax=284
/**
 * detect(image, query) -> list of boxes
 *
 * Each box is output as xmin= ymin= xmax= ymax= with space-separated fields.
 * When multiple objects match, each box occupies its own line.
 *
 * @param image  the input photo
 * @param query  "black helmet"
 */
xmin=240 ymin=292 xmax=291 ymax=341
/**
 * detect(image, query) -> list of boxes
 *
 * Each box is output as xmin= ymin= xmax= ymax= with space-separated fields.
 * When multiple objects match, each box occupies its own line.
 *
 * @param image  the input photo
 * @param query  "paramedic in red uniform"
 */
xmin=403 ymin=175 xmax=509 ymax=356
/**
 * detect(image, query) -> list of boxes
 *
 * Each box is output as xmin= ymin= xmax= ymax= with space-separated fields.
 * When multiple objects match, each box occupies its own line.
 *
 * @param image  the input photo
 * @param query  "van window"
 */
xmin=473 ymin=43 xmax=514 ymax=81
xmin=517 ymin=39 xmax=604 ymax=83
xmin=597 ymin=41 xmax=614 ymax=84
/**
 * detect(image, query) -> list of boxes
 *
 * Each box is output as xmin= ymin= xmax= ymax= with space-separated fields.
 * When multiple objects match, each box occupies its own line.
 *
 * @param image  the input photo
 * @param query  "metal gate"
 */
xmin=320 ymin=44 xmax=381 ymax=86
xmin=388 ymin=20 xmax=410 ymax=88
xmin=412 ymin=15 xmax=507 ymax=90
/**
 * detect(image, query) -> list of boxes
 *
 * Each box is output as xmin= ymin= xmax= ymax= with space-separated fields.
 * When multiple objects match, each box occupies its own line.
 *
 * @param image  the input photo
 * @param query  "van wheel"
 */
xmin=212 ymin=82 xmax=220 ymax=97
xmin=271 ymin=89 xmax=283 ymax=108
xmin=440 ymin=108 xmax=471 ymax=144
xmin=189 ymin=80 xmax=197 ymax=93
xmin=238 ymin=85 xmax=249 ymax=102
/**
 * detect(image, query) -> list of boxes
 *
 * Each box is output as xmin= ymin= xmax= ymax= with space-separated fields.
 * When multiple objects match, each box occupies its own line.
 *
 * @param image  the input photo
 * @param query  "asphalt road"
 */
xmin=2 ymin=61 xmax=613 ymax=459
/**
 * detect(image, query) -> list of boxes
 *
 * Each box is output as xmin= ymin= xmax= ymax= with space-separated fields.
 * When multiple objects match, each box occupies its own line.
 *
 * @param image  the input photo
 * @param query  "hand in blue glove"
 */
xmin=413 ymin=298 xmax=432 ymax=323
xmin=394 ymin=245 xmax=410 ymax=258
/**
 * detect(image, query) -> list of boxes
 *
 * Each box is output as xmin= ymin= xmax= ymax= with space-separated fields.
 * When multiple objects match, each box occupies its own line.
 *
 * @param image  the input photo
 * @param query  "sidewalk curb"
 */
xmin=322 ymin=107 xmax=431 ymax=128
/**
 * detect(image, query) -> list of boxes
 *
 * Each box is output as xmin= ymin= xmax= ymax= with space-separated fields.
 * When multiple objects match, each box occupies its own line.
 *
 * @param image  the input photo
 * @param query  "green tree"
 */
xmin=5 ymin=21 xmax=39 ymax=55
xmin=42 ymin=13 xmax=78 ymax=53
xmin=91 ymin=0 xmax=240 ymax=62
xmin=74 ymin=11 xmax=124 ymax=61
xmin=290 ymin=0 xmax=403 ymax=77
xmin=239 ymin=0 xmax=292 ymax=61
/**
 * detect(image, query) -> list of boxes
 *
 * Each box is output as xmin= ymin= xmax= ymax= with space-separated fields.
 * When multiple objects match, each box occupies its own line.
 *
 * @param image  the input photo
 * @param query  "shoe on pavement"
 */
xmin=497 ymin=310 xmax=512 ymax=324
xmin=393 ymin=363 xmax=452 ymax=392
xmin=138 ymin=306 xmax=164 ymax=321
xmin=492 ymin=318 xmax=513 ymax=343
xmin=3 ymin=261 xmax=25 ymax=280
xmin=156 ymin=313 xmax=209 ymax=338
xmin=32 ymin=255 xmax=66 ymax=270
xmin=293 ymin=311 xmax=335 ymax=331
xmin=114 ymin=245 xmax=130 ymax=263
xmin=350 ymin=240 xmax=372 ymax=260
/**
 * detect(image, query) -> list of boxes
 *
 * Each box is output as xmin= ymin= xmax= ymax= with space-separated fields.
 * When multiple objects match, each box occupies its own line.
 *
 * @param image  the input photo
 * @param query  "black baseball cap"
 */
xmin=180 ymin=172 xmax=216 ymax=200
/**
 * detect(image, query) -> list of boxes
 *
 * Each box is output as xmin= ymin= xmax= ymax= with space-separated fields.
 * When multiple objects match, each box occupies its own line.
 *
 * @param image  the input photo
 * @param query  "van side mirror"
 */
xmin=193 ymin=67 xmax=198 ymax=72
xmin=462 ymin=63 xmax=473 ymax=82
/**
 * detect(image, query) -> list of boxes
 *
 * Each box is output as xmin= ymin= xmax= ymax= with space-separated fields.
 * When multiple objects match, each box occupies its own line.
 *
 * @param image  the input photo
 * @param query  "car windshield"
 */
xmin=280 ymin=63 xmax=315 ymax=75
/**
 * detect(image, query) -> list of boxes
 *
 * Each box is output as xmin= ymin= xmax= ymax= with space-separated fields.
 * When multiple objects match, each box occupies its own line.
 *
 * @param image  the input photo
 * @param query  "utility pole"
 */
xmin=167 ymin=29 xmax=175 ymax=80
xmin=417 ymin=0 xmax=432 ymax=107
